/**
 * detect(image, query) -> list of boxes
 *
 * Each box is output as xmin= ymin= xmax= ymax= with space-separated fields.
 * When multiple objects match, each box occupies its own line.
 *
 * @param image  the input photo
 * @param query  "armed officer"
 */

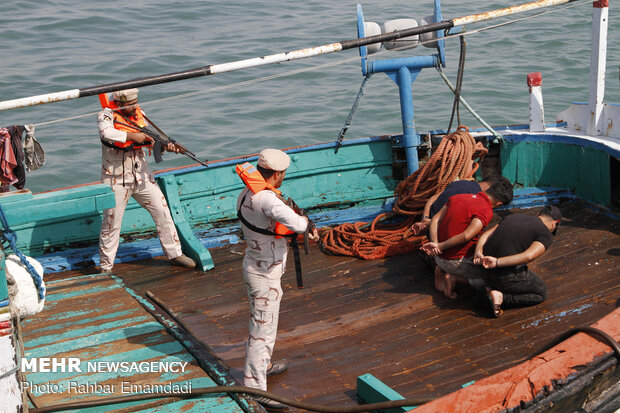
xmin=97 ymin=88 xmax=195 ymax=272
xmin=236 ymin=148 xmax=318 ymax=410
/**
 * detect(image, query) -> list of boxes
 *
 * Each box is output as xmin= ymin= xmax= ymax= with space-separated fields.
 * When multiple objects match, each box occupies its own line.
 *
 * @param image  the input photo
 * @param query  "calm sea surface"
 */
xmin=1 ymin=0 xmax=618 ymax=193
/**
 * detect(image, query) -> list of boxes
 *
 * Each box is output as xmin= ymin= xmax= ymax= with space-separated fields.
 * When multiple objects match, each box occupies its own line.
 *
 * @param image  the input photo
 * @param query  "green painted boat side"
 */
xmin=0 ymin=137 xmax=395 ymax=259
xmin=501 ymin=140 xmax=612 ymax=206
xmin=155 ymin=137 xmax=396 ymax=226
xmin=1 ymin=132 xmax=617 ymax=264
xmin=158 ymin=177 xmax=215 ymax=272
xmin=0 ymin=184 xmax=115 ymax=257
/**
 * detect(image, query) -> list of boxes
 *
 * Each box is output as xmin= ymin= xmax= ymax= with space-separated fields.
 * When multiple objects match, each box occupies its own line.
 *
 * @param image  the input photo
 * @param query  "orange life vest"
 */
xmin=99 ymin=93 xmax=150 ymax=150
xmin=236 ymin=162 xmax=295 ymax=238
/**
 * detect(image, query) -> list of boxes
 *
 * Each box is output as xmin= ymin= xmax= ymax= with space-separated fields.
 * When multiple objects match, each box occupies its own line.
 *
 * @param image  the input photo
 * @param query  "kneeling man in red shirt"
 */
xmin=420 ymin=177 xmax=514 ymax=298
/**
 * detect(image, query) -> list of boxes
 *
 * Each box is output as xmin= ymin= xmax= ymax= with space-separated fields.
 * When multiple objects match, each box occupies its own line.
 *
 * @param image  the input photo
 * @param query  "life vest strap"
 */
xmin=100 ymin=138 xmax=139 ymax=152
xmin=237 ymin=192 xmax=295 ymax=238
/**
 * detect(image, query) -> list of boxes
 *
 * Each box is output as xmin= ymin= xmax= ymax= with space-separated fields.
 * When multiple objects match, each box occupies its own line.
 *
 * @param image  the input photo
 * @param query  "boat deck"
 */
xmin=35 ymin=201 xmax=620 ymax=411
xmin=20 ymin=273 xmax=261 ymax=412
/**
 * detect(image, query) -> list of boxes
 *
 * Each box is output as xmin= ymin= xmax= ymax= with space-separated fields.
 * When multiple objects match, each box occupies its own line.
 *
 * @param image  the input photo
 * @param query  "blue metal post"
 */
xmin=397 ymin=66 xmax=419 ymax=175
xmin=357 ymin=1 xmax=447 ymax=176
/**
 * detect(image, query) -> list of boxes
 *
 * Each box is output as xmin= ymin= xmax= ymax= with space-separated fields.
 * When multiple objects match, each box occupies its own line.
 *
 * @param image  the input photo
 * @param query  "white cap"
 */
xmin=113 ymin=88 xmax=139 ymax=102
xmin=257 ymin=149 xmax=290 ymax=171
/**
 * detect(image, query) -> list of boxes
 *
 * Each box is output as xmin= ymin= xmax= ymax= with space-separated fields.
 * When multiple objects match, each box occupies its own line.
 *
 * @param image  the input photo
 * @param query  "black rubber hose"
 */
xmin=29 ymin=329 xmax=618 ymax=413
xmin=532 ymin=326 xmax=620 ymax=358
xmin=29 ymin=386 xmax=434 ymax=413
xmin=446 ymin=34 xmax=466 ymax=133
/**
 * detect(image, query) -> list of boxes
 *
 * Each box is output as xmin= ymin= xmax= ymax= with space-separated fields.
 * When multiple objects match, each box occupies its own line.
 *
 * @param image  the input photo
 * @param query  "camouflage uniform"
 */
xmin=97 ymin=108 xmax=182 ymax=271
xmin=237 ymin=187 xmax=308 ymax=391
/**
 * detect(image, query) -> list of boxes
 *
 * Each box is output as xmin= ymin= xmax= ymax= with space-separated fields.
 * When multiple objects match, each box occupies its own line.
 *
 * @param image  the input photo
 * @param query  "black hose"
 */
xmin=532 ymin=326 xmax=620 ymax=358
xmin=31 ymin=326 xmax=617 ymax=413
xmin=29 ymin=385 xmax=434 ymax=413
xmin=447 ymin=35 xmax=466 ymax=133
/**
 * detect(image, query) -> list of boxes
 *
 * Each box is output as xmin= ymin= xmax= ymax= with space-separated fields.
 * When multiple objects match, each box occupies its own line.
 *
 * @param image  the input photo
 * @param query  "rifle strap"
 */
xmin=100 ymin=138 xmax=133 ymax=151
xmin=237 ymin=192 xmax=304 ymax=287
xmin=236 ymin=193 xmax=295 ymax=238
xmin=291 ymin=237 xmax=304 ymax=288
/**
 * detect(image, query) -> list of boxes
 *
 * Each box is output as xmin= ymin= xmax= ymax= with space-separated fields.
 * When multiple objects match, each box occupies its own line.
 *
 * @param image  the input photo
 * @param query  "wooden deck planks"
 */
xmin=20 ymin=273 xmax=245 ymax=412
xmin=43 ymin=202 xmax=619 ymax=410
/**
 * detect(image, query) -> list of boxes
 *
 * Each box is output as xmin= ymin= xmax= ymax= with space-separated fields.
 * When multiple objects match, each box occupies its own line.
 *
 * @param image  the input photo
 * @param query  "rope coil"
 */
xmin=321 ymin=126 xmax=488 ymax=259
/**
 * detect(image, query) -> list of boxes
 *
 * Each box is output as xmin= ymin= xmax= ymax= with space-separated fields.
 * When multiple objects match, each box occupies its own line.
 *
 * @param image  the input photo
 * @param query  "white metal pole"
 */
xmin=451 ymin=0 xmax=572 ymax=25
xmin=586 ymin=0 xmax=608 ymax=136
xmin=528 ymin=72 xmax=545 ymax=132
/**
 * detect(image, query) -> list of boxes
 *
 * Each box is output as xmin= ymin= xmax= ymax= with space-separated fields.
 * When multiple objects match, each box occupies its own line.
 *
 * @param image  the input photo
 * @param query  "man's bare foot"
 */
xmin=434 ymin=267 xmax=445 ymax=293
xmin=489 ymin=290 xmax=503 ymax=317
xmin=490 ymin=290 xmax=503 ymax=306
xmin=443 ymin=273 xmax=458 ymax=299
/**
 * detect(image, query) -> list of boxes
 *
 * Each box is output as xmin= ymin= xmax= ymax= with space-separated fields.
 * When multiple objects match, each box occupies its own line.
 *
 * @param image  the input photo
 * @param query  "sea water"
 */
xmin=0 ymin=0 xmax=618 ymax=193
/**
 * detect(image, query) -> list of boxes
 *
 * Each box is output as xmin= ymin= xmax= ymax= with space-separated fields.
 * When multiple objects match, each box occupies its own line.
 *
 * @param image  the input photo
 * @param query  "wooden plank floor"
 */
xmin=46 ymin=201 xmax=620 ymax=410
xmin=20 ymin=273 xmax=245 ymax=412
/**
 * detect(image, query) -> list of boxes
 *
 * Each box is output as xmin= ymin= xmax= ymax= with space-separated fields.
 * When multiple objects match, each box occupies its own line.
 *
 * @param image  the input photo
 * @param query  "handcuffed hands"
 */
xmin=473 ymin=251 xmax=484 ymax=265
xmin=411 ymin=220 xmax=430 ymax=235
xmin=481 ymin=256 xmax=499 ymax=269
xmin=420 ymin=241 xmax=441 ymax=256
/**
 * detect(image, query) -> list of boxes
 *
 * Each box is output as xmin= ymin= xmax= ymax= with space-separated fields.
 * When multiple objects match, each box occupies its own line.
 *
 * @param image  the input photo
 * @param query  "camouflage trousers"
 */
xmin=242 ymin=257 xmax=285 ymax=391
xmin=99 ymin=179 xmax=182 ymax=271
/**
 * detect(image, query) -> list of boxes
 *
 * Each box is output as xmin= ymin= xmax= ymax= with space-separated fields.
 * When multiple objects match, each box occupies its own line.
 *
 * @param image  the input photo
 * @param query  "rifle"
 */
xmin=142 ymin=113 xmax=209 ymax=168
xmin=284 ymin=197 xmax=316 ymax=289
xmin=118 ymin=111 xmax=209 ymax=168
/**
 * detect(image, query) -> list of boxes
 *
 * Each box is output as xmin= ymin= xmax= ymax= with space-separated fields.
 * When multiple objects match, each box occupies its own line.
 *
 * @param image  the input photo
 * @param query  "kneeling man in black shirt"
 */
xmin=473 ymin=205 xmax=562 ymax=317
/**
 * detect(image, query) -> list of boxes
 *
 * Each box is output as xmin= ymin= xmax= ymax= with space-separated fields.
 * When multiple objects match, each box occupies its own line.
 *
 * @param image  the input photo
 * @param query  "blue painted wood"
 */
xmin=502 ymin=131 xmax=620 ymax=159
xmin=107 ymin=274 xmax=240 ymax=388
xmin=31 ymin=309 xmax=136 ymax=334
xmin=44 ymin=283 xmax=121 ymax=303
xmin=159 ymin=139 xmax=395 ymax=227
xmin=158 ymin=176 xmax=214 ymax=272
xmin=0 ymin=184 xmax=115 ymax=257
xmin=495 ymin=187 xmax=577 ymax=212
xmin=24 ymin=315 xmax=152 ymax=349
xmin=501 ymin=140 xmax=612 ymax=206
xmin=21 ymin=272 xmax=248 ymax=412
xmin=34 ymin=199 xmax=393 ymax=274
xmin=357 ymin=373 xmax=416 ymax=412
xmin=34 ymin=187 xmax=575 ymax=275
xmin=25 ymin=341 xmax=190 ymax=385
xmin=3 ymin=194 xmax=114 ymax=225
xmin=24 ymin=321 xmax=163 ymax=357
xmin=155 ymin=135 xmax=392 ymax=178
xmin=135 ymin=396 xmax=244 ymax=413
xmin=5 ymin=127 xmax=615 ymax=262
xmin=0 ymin=249 xmax=7 ymax=303
xmin=27 ymin=184 xmax=111 ymax=201
xmin=6 ymin=136 xmax=395 ymax=261
xmin=2 ymin=184 xmax=115 ymax=226
xmin=0 ymin=189 xmax=33 ymax=204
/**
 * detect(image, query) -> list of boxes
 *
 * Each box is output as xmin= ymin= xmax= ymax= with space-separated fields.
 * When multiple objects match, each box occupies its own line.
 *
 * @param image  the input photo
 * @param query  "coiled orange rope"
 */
xmin=320 ymin=126 xmax=488 ymax=259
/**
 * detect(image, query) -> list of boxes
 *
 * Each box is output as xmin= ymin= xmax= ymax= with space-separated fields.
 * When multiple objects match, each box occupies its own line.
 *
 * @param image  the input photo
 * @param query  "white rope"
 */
xmin=32 ymin=0 xmax=591 ymax=129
